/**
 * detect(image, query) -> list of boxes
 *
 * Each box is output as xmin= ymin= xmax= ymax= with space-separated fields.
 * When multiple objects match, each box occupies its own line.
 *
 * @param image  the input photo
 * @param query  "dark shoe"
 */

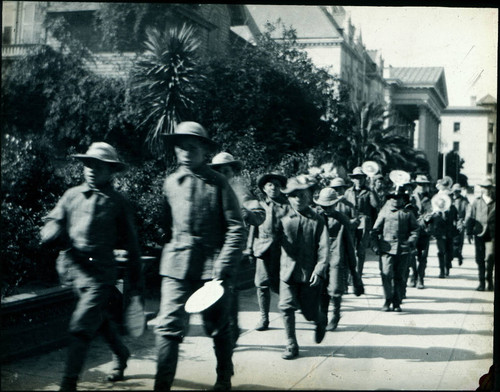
xmin=445 ymin=268 xmax=450 ymax=277
xmin=326 ymin=315 xmax=340 ymax=332
xmin=487 ymin=282 xmax=494 ymax=291
xmin=213 ymin=376 xmax=231 ymax=390
xmin=417 ymin=281 xmax=424 ymax=289
xmin=255 ymin=319 xmax=269 ymax=331
xmin=458 ymin=258 xmax=463 ymax=266
xmin=439 ymin=274 xmax=445 ymax=279
xmin=410 ymin=276 xmax=417 ymax=288
xmin=281 ymin=344 xmax=299 ymax=360
xmin=393 ymin=306 xmax=402 ymax=312
xmin=381 ymin=303 xmax=391 ymax=312
xmin=476 ymin=284 xmax=485 ymax=292
xmin=315 ymin=319 xmax=327 ymax=343
xmin=107 ymin=351 xmax=129 ymax=382
xmin=59 ymin=377 xmax=77 ymax=392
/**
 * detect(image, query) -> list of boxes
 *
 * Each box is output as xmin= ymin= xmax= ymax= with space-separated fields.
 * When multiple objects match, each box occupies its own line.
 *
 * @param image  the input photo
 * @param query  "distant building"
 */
xmin=2 ymin=2 xmax=246 ymax=77
xmin=237 ymin=5 xmax=449 ymax=179
xmin=440 ymin=95 xmax=497 ymax=186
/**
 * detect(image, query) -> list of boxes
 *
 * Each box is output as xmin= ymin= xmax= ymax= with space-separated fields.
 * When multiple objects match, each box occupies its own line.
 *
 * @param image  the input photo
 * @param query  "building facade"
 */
xmin=440 ymin=95 xmax=497 ymax=186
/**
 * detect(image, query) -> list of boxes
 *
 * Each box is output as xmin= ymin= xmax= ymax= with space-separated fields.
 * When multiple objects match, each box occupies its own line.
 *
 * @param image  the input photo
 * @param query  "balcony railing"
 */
xmin=2 ymin=44 xmax=44 ymax=59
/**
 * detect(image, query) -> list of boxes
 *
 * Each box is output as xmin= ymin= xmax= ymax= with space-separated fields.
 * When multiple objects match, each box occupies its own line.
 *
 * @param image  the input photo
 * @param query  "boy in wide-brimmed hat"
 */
xmin=344 ymin=167 xmax=380 ymax=277
xmin=209 ymin=151 xmax=265 ymax=345
xmin=154 ymin=121 xmax=245 ymax=390
xmin=466 ymin=178 xmax=495 ymax=291
xmin=450 ymin=183 xmax=470 ymax=266
xmin=371 ymin=187 xmax=420 ymax=312
xmin=276 ymin=175 xmax=329 ymax=359
xmin=314 ymin=188 xmax=364 ymax=332
xmin=251 ymin=172 xmax=289 ymax=331
xmin=409 ymin=174 xmax=434 ymax=289
xmin=40 ymin=142 xmax=143 ymax=391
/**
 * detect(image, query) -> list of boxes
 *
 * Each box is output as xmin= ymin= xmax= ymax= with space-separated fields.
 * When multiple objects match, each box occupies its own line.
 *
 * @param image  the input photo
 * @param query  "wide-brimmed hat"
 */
xmin=281 ymin=175 xmax=316 ymax=195
xmin=329 ymin=177 xmax=347 ymax=188
xmin=348 ymin=167 xmax=366 ymax=178
xmin=451 ymin=183 xmax=462 ymax=192
xmin=414 ymin=174 xmax=431 ymax=184
xmin=478 ymin=178 xmax=494 ymax=188
xmin=163 ymin=121 xmax=218 ymax=151
xmin=73 ymin=142 xmax=126 ymax=171
xmin=314 ymin=187 xmax=342 ymax=207
xmin=432 ymin=193 xmax=452 ymax=212
xmin=257 ymin=172 xmax=287 ymax=191
xmin=209 ymin=152 xmax=243 ymax=170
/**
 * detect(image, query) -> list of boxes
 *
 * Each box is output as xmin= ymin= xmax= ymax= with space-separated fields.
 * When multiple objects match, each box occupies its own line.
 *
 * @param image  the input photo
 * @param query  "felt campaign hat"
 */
xmin=414 ymin=174 xmax=431 ymax=184
xmin=478 ymin=178 xmax=494 ymax=188
xmin=209 ymin=152 xmax=243 ymax=171
xmin=329 ymin=177 xmax=347 ymax=188
xmin=185 ymin=280 xmax=224 ymax=313
xmin=73 ymin=142 xmax=126 ymax=171
xmin=257 ymin=172 xmax=287 ymax=191
xmin=348 ymin=166 xmax=367 ymax=177
xmin=281 ymin=175 xmax=316 ymax=194
xmin=314 ymin=187 xmax=342 ymax=207
xmin=163 ymin=121 xmax=218 ymax=151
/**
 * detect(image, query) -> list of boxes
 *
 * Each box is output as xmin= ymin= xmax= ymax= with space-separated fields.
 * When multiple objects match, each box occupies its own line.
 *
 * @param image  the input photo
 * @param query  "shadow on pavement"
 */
xmin=337 ymin=324 xmax=493 ymax=337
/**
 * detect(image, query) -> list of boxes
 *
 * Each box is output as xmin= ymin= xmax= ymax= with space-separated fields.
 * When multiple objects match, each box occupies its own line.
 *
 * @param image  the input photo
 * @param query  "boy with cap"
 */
xmin=251 ymin=172 xmax=289 ymax=331
xmin=277 ymin=175 xmax=329 ymax=359
xmin=155 ymin=122 xmax=245 ymax=390
xmin=450 ymin=183 xmax=470 ymax=266
xmin=344 ymin=167 xmax=380 ymax=276
xmin=466 ymin=178 xmax=495 ymax=291
xmin=371 ymin=187 xmax=419 ymax=312
xmin=209 ymin=152 xmax=265 ymax=343
xmin=40 ymin=142 xmax=143 ymax=391
xmin=314 ymin=187 xmax=364 ymax=331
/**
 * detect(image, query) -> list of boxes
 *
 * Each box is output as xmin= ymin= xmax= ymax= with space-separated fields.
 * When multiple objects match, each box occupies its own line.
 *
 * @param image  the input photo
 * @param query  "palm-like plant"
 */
xmin=347 ymin=102 xmax=429 ymax=174
xmin=132 ymin=24 xmax=200 ymax=156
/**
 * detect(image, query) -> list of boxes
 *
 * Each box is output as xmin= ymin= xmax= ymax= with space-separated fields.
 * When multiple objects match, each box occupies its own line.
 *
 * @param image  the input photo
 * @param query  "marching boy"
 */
xmin=40 ymin=142 xmax=143 ymax=391
xmin=371 ymin=186 xmax=419 ymax=312
xmin=154 ymin=122 xmax=244 ymax=390
xmin=277 ymin=175 xmax=329 ymax=359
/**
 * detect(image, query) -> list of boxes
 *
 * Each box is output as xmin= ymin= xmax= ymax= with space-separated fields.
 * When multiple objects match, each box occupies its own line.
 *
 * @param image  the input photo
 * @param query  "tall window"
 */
xmin=453 ymin=122 xmax=460 ymax=132
xmin=453 ymin=141 xmax=460 ymax=152
xmin=2 ymin=26 xmax=13 ymax=45
xmin=489 ymin=122 xmax=494 ymax=133
xmin=488 ymin=143 xmax=494 ymax=153
xmin=487 ymin=164 xmax=493 ymax=174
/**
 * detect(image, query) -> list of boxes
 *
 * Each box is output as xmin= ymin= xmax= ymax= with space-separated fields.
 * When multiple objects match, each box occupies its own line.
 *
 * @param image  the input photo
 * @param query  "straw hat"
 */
xmin=314 ymin=188 xmax=342 ymax=207
xmin=73 ymin=142 xmax=126 ymax=171
xmin=163 ymin=121 xmax=218 ymax=151
xmin=451 ymin=183 xmax=462 ymax=192
xmin=431 ymin=193 xmax=452 ymax=212
xmin=209 ymin=152 xmax=243 ymax=170
xmin=257 ymin=172 xmax=287 ymax=191
xmin=478 ymin=178 xmax=494 ymax=188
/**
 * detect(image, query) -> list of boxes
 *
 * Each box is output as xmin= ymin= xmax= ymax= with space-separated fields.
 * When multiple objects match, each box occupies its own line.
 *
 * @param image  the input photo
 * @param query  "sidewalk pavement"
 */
xmin=1 ymin=241 xmax=495 ymax=391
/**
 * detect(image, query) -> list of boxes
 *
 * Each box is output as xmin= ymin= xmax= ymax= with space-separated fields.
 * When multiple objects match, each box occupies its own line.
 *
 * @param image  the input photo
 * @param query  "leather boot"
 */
xmin=60 ymin=334 xmax=90 ymax=390
xmin=213 ymin=328 xmax=233 ymax=390
xmin=255 ymin=288 xmax=270 ymax=331
xmin=476 ymin=264 xmax=486 ymax=291
xmin=281 ymin=311 xmax=298 ymax=359
xmin=100 ymin=318 xmax=130 ymax=382
xmin=154 ymin=336 xmax=180 ymax=391
xmin=327 ymin=297 xmax=341 ymax=331
xmin=59 ymin=377 xmax=77 ymax=392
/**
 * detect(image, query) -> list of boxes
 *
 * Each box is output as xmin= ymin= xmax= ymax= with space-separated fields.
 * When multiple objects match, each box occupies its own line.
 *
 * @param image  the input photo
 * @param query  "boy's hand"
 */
xmin=309 ymin=273 xmax=321 ymax=287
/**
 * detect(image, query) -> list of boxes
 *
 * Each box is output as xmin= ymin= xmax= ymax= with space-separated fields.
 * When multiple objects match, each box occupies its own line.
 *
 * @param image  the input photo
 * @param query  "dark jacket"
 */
xmin=466 ymin=196 xmax=495 ymax=240
xmin=371 ymin=201 xmax=420 ymax=255
xmin=344 ymin=186 xmax=379 ymax=231
xmin=160 ymin=165 xmax=245 ymax=281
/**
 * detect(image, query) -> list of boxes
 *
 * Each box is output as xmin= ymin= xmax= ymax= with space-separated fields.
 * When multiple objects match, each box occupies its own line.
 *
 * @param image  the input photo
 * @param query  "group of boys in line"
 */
xmin=40 ymin=121 xmax=495 ymax=391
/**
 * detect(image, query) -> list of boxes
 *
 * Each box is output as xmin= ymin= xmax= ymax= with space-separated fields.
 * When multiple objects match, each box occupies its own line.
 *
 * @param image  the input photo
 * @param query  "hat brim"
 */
xmin=73 ymin=155 xmax=126 ymax=171
xmin=258 ymin=174 xmax=287 ymax=190
xmin=314 ymin=196 xmax=342 ymax=207
xmin=348 ymin=173 xmax=366 ymax=178
xmin=282 ymin=183 xmax=315 ymax=194
xmin=209 ymin=160 xmax=243 ymax=171
xmin=163 ymin=134 xmax=219 ymax=151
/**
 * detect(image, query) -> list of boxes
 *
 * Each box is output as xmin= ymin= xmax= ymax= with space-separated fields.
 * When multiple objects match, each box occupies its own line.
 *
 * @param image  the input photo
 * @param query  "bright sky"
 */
xmin=344 ymin=6 xmax=498 ymax=106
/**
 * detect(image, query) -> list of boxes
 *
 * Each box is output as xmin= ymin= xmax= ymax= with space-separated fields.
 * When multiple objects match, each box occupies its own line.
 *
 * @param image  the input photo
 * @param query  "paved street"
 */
xmin=1 ymin=240 xmax=494 ymax=391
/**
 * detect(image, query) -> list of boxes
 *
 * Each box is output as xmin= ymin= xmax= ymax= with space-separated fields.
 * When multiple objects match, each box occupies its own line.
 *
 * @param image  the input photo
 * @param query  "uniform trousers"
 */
xmin=379 ymin=253 xmax=408 ymax=307
xmin=474 ymin=235 xmax=494 ymax=287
